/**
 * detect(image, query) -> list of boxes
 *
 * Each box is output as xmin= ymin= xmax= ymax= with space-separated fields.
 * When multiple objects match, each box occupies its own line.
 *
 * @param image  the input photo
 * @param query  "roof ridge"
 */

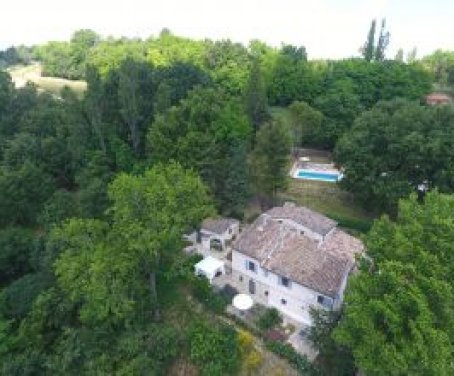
xmin=261 ymin=223 xmax=288 ymax=268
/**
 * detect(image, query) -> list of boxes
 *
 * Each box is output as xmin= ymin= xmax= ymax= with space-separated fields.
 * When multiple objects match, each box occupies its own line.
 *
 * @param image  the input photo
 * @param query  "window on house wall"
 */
xmin=264 ymin=290 xmax=269 ymax=296
xmin=239 ymin=275 xmax=243 ymax=282
xmin=280 ymin=276 xmax=291 ymax=288
xmin=281 ymin=298 xmax=287 ymax=305
xmin=317 ymin=295 xmax=333 ymax=309
xmin=263 ymin=268 xmax=268 ymax=277
xmin=247 ymin=260 xmax=256 ymax=273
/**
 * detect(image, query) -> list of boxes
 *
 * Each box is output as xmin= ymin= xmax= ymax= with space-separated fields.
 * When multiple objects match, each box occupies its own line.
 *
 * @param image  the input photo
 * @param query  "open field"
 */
xmin=8 ymin=64 xmax=87 ymax=98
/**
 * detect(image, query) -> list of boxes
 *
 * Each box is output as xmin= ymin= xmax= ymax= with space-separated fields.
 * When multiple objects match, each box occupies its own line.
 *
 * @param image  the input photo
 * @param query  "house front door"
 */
xmin=249 ymin=279 xmax=256 ymax=294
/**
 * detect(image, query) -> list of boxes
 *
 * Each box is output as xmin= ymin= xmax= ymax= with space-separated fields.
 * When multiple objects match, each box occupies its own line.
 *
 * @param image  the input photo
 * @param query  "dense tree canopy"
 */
xmin=147 ymin=86 xmax=251 ymax=214
xmin=250 ymin=120 xmax=292 ymax=204
xmin=422 ymin=49 xmax=454 ymax=85
xmin=335 ymin=99 xmax=454 ymax=213
xmin=0 ymin=26 xmax=449 ymax=374
xmin=289 ymin=101 xmax=325 ymax=148
xmin=35 ymin=30 xmax=100 ymax=79
xmin=335 ymin=192 xmax=454 ymax=375
xmin=244 ymin=58 xmax=269 ymax=135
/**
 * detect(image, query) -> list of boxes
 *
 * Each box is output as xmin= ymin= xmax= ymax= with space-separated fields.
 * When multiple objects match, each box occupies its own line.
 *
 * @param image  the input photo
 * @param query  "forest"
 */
xmin=1 ymin=24 xmax=454 ymax=375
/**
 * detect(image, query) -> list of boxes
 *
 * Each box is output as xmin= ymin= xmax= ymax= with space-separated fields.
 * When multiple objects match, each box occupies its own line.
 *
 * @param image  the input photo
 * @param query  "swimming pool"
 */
xmin=296 ymin=170 xmax=341 ymax=182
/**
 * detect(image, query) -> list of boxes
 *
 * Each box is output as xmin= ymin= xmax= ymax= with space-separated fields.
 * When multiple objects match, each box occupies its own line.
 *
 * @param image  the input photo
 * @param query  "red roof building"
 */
xmin=425 ymin=93 xmax=452 ymax=106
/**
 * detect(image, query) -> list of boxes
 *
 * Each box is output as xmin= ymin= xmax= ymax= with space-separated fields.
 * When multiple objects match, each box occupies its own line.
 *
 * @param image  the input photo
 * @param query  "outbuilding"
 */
xmin=194 ymin=256 xmax=226 ymax=283
xmin=200 ymin=217 xmax=240 ymax=251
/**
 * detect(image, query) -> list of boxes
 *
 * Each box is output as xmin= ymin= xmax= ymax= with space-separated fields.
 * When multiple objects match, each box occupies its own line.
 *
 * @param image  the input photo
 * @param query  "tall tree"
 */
xmin=147 ymin=87 xmax=251 ymax=210
xmin=70 ymin=29 xmax=99 ymax=77
xmin=106 ymin=162 xmax=213 ymax=319
xmin=250 ymin=120 xmax=291 ymax=206
xmin=308 ymin=308 xmax=355 ymax=375
xmin=313 ymin=79 xmax=363 ymax=149
xmin=395 ymin=48 xmax=404 ymax=62
xmin=407 ymin=47 xmax=418 ymax=63
xmin=118 ymin=58 xmax=142 ymax=155
xmin=85 ymin=65 xmax=107 ymax=153
xmin=0 ymin=162 xmax=55 ymax=226
xmin=374 ymin=19 xmax=390 ymax=61
xmin=361 ymin=19 xmax=376 ymax=62
xmin=289 ymin=101 xmax=324 ymax=148
xmin=221 ymin=140 xmax=250 ymax=217
xmin=335 ymin=99 xmax=453 ymax=214
xmin=334 ymin=192 xmax=454 ymax=375
xmin=54 ymin=163 xmax=213 ymax=325
xmin=117 ymin=58 xmax=154 ymax=156
xmin=245 ymin=58 xmax=269 ymax=135
xmin=0 ymin=227 xmax=35 ymax=286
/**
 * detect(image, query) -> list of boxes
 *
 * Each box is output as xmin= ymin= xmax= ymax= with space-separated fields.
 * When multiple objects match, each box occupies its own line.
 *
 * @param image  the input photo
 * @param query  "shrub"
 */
xmin=238 ymin=329 xmax=263 ymax=374
xmin=257 ymin=307 xmax=283 ymax=331
xmin=219 ymin=283 xmax=238 ymax=301
xmin=188 ymin=322 xmax=241 ymax=376
xmin=192 ymin=276 xmax=229 ymax=314
xmin=238 ymin=329 xmax=254 ymax=350
xmin=329 ymin=214 xmax=372 ymax=233
xmin=244 ymin=350 xmax=263 ymax=373
xmin=265 ymin=341 xmax=319 ymax=376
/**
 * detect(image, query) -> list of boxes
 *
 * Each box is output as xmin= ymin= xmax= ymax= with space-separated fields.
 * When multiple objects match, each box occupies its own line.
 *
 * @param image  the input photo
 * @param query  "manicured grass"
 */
xmin=8 ymin=64 xmax=87 ymax=98
xmin=280 ymin=178 xmax=374 ymax=233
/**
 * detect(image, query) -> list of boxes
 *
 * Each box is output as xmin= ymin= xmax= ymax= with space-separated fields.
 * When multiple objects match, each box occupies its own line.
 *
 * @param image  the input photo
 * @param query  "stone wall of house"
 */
xmin=232 ymin=250 xmax=336 ymax=324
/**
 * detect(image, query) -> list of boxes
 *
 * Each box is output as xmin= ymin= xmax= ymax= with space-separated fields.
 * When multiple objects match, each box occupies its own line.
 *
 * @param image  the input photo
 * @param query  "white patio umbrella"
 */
xmin=232 ymin=293 xmax=253 ymax=313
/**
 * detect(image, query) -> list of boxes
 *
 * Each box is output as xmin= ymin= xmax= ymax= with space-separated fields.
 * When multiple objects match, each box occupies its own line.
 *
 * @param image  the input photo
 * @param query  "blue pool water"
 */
xmin=296 ymin=170 xmax=341 ymax=182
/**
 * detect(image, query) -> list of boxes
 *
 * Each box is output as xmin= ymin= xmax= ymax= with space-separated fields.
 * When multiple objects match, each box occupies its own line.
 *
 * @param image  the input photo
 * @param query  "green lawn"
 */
xmin=280 ymin=178 xmax=374 ymax=233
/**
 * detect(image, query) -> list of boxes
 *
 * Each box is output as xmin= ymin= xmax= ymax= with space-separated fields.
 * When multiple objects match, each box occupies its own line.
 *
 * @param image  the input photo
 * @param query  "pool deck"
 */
xmin=290 ymin=160 xmax=342 ymax=181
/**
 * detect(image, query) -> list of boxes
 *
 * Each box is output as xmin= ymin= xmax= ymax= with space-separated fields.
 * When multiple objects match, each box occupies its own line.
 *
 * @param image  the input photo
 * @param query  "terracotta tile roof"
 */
xmin=201 ymin=217 xmax=239 ymax=235
xmin=425 ymin=93 xmax=452 ymax=105
xmin=426 ymin=93 xmax=451 ymax=101
xmin=320 ymin=229 xmax=364 ymax=264
xmin=233 ymin=212 xmax=364 ymax=298
xmin=265 ymin=203 xmax=337 ymax=236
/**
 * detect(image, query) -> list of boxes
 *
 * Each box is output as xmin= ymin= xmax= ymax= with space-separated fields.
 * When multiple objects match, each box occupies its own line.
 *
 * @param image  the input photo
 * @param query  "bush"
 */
xmin=192 ymin=276 xmax=229 ymax=314
xmin=265 ymin=341 xmax=319 ymax=376
xmin=188 ymin=322 xmax=241 ymax=376
xmin=238 ymin=329 xmax=254 ymax=349
xmin=257 ymin=308 xmax=283 ymax=331
xmin=219 ymin=283 xmax=238 ymax=301
xmin=238 ymin=329 xmax=263 ymax=374
xmin=330 ymin=214 xmax=372 ymax=233
xmin=243 ymin=350 xmax=263 ymax=373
